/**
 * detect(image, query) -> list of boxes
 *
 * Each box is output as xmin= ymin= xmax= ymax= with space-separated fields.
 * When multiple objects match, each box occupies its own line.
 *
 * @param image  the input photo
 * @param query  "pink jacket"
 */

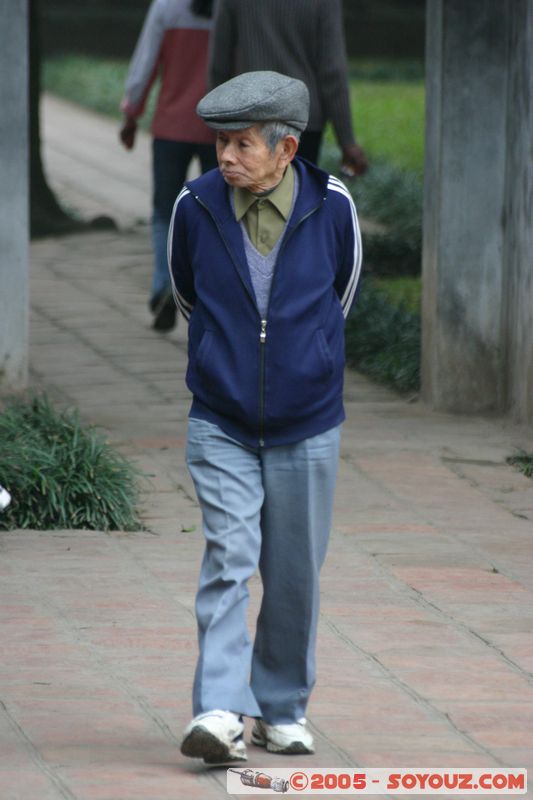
xmin=122 ymin=0 xmax=216 ymax=144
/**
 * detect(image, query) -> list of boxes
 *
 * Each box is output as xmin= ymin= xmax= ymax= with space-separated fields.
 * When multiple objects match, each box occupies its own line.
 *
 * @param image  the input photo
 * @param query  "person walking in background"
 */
xmin=209 ymin=0 xmax=368 ymax=175
xmin=120 ymin=0 xmax=217 ymax=332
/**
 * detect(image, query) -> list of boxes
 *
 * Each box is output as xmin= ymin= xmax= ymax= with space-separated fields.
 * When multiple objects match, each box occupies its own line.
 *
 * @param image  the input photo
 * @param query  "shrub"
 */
xmin=346 ymin=281 xmax=421 ymax=393
xmin=0 ymin=395 xmax=142 ymax=531
xmin=507 ymin=453 xmax=533 ymax=479
xmin=321 ymin=149 xmax=423 ymax=276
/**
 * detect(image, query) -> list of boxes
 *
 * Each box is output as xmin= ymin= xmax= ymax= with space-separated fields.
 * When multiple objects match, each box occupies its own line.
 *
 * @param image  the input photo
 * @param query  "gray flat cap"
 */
xmin=197 ymin=71 xmax=309 ymax=131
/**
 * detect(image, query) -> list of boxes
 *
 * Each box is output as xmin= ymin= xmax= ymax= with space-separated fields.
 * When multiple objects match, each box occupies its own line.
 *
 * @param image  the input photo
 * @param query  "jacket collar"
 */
xmin=233 ymin=162 xmax=295 ymax=222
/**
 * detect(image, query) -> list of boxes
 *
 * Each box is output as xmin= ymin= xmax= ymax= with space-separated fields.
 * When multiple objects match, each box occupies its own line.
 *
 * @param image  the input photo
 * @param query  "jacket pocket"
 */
xmin=195 ymin=330 xmax=214 ymax=373
xmin=188 ymin=328 xmax=259 ymax=422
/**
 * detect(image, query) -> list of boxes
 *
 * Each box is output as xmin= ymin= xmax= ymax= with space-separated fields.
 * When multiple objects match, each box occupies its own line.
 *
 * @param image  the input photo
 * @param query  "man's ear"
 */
xmin=280 ymin=135 xmax=300 ymax=163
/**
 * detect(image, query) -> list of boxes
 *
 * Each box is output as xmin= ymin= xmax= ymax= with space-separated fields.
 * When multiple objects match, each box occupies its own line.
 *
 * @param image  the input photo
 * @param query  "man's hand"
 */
xmin=340 ymin=143 xmax=368 ymax=178
xmin=120 ymin=117 xmax=137 ymax=150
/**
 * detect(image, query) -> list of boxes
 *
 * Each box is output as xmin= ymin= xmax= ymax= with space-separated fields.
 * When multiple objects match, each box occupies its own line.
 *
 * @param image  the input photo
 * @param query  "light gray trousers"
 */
xmin=186 ymin=418 xmax=341 ymax=725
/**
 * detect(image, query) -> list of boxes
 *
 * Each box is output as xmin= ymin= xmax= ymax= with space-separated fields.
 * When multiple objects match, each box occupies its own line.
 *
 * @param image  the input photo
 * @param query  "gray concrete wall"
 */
xmin=422 ymin=0 xmax=533 ymax=423
xmin=502 ymin=0 xmax=533 ymax=423
xmin=0 ymin=1 xmax=29 ymax=392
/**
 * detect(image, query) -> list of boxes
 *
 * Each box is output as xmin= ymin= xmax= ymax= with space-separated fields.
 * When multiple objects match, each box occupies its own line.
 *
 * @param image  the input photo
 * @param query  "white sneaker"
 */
xmin=0 ymin=486 xmax=11 ymax=511
xmin=181 ymin=710 xmax=247 ymax=765
xmin=251 ymin=717 xmax=314 ymax=754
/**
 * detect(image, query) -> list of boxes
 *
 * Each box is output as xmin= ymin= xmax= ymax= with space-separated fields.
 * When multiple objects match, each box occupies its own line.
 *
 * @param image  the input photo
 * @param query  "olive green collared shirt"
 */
xmin=233 ymin=165 xmax=295 ymax=255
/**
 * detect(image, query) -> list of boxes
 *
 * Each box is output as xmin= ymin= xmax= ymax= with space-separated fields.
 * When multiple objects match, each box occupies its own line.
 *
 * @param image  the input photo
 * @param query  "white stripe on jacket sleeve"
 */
xmin=327 ymin=176 xmax=362 ymax=318
xmin=167 ymin=187 xmax=193 ymax=321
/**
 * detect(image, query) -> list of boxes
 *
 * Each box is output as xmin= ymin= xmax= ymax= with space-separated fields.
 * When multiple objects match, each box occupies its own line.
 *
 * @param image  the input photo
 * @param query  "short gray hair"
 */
xmin=259 ymin=122 xmax=301 ymax=154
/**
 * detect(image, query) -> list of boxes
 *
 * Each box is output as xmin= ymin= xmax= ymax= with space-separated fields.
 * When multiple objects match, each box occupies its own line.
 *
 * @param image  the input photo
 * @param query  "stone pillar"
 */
xmin=422 ymin=0 xmax=533 ymax=423
xmin=0 ymin=1 xmax=29 ymax=392
xmin=502 ymin=0 xmax=533 ymax=423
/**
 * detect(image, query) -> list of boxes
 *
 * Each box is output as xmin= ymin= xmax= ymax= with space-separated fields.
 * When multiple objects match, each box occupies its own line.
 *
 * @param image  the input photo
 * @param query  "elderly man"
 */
xmin=169 ymin=71 xmax=362 ymax=765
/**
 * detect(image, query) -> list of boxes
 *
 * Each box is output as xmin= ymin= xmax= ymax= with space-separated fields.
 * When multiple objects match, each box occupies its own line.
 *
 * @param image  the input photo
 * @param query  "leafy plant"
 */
xmin=0 ymin=395 xmax=143 ymax=531
xmin=345 ymin=280 xmax=421 ymax=393
xmin=507 ymin=453 xmax=533 ymax=479
xmin=322 ymin=148 xmax=423 ymax=276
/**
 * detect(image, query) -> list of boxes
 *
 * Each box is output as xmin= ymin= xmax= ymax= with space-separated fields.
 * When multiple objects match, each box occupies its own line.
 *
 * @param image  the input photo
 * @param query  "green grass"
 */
xmin=322 ymin=60 xmax=425 ymax=175
xmin=374 ymin=276 xmax=421 ymax=314
xmin=348 ymin=58 xmax=425 ymax=174
xmin=349 ymin=81 xmax=425 ymax=174
xmin=0 ymin=395 xmax=143 ymax=531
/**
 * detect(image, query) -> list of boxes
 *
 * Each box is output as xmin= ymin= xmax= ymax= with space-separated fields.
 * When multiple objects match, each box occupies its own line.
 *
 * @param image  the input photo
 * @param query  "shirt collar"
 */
xmin=233 ymin=164 xmax=295 ymax=222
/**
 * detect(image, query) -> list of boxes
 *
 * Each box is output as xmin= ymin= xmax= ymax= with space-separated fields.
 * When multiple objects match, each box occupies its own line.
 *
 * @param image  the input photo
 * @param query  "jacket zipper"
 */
xmin=194 ymin=194 xmax=267 ymax=445
xmin=259 ymin=320 xmax=267 ymax=446
xmin=256 ymin=201 xmax=324 ymax=447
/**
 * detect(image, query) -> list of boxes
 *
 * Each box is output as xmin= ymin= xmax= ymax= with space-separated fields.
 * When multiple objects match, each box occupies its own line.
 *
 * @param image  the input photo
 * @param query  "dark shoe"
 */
xmin=150 ymin=287 xmax=177 ymax=332
xmin=181 ymin=710 xmax=247 ymax=765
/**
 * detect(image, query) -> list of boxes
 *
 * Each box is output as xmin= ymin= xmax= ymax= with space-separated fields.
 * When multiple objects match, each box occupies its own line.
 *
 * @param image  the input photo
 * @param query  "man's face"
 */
xmin=216 ymin=126 xmax=290 ymax=194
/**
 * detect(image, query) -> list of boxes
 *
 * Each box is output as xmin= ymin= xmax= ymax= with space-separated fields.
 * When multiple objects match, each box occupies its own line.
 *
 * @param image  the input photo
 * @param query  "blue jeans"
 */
xmin=151 ymin=139 xmax=217 ymax=298
xmin=186 ymin=418 xmax=341 ymax=724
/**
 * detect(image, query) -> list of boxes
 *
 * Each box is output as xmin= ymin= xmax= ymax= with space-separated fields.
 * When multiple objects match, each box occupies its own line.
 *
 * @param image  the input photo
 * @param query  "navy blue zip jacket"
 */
xmin=168 ymin=156 xmax=362 ymax=448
